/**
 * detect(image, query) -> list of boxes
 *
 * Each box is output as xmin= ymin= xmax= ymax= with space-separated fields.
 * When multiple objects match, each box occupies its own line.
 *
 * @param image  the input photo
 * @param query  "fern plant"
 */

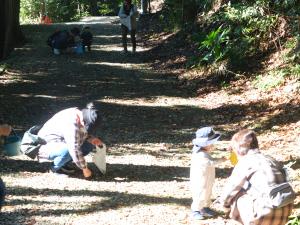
xmin=286 ymin=216 xmax=300 ymax=225
xmin=198 ymin=26 xmax=230 ymax=64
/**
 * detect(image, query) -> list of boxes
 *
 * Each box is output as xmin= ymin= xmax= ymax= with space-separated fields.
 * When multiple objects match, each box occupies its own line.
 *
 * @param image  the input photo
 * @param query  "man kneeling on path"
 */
xmin=38 ymin=103 xmax=103 ymax=178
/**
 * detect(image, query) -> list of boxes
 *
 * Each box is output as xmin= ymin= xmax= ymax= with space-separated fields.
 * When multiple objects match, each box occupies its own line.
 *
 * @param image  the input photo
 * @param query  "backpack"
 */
xmin=20 ymin=125 xmax=46 ymax=159
xmin=247 ymin=160 xmax=296 ymax=209
xmin=47 ymin=30 xmax=61 ymax=47
xmin=263 ymin=182 xmax=296 ymax=209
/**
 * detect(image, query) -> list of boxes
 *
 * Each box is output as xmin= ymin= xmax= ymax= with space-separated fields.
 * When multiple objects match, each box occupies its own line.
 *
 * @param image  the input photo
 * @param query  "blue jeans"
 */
xmin=48 ymin=141 xmax=94 ymax=171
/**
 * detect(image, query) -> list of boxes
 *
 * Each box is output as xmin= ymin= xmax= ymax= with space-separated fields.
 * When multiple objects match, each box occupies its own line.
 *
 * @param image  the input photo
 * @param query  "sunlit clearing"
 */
xmin=94 ymin=44 xmax=152 ymax=52
xmin=66 ymin=16 xmax=119 ymax=25
xmin=100 ymin=97 xmax=199 ymax=107
xmin=95 ymin=34 xmax=121 ymax=38
xmin=84 ymin=61 xmax=146 ymax=69
xmin=15 ymin=94 xmax=81 ymax=99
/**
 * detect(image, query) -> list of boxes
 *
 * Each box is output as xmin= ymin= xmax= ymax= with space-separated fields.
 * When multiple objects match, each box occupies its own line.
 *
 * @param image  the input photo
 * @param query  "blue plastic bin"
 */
xmin=3 ymin=132 xmax=21 ymax=156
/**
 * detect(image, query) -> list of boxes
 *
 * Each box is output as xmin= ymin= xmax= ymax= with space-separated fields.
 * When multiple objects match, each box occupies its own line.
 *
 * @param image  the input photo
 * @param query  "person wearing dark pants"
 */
xmin=121 ymin=24 xmax=136 ymax=54
xmin=118 ymin=0 xmax=139 ymax=54
xmin=81 ymin=26 xmax=93 ymax=52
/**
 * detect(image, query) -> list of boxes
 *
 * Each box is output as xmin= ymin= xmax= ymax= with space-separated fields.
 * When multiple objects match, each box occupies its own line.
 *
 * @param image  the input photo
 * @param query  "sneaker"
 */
xmin=63 ymin=162 xmax=78 ymax=171
xmin=49 ymin=164 xmax=75 ymax=175
xmin=60 ymin=166 xmax=76 ymax=174
xmin=49 ymin=167 xmax=69 ymax=177
xmin=191 ymin=211 xmax=205 ymax=220
xmin=201 ymin=207 xmax=217 ymax=217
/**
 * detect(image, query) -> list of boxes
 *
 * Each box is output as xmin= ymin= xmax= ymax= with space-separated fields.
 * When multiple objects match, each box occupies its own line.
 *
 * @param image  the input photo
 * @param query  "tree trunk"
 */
xmin=0 ymin=0 xmax=6 ymax=58
xmin=141 ymin=0 xmax=148 ymax=14
xmin=0 ymin=0 xmax=24 ymax=60
xmin=90 ymin=0 xmax=98 ymax=16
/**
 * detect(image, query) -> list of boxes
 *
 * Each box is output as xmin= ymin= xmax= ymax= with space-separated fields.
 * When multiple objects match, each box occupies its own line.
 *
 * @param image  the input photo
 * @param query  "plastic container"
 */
xmin=92 ymin=144 xmax=106 ymax=174
xmin=3 ymin=131 xmax=21 ymax=156
xmin=75 ymin=44 xmax=83 ymax=54
xmin=229 ymin=151 xmax=238 ymax=166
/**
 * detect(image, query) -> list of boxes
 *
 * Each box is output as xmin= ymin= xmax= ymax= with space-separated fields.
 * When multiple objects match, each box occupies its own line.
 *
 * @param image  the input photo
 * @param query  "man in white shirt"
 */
xmin=38 ymin=103 xmax=103 ymax=178
xmin=118 ymin=0 xmax=139 ymax=54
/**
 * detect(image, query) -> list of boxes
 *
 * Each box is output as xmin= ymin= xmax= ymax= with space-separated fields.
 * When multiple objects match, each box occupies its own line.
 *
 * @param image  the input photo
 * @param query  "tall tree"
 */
xmin=90 ymin=0 xmax=98 ymax=16
xmin=0 ymin=0 xmax=24 ymax=60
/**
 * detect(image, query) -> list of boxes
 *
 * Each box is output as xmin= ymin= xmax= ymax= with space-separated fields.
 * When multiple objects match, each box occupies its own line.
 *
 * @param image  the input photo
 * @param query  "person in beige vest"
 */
xmin=220 ymin=129 xmax=293 ymax=225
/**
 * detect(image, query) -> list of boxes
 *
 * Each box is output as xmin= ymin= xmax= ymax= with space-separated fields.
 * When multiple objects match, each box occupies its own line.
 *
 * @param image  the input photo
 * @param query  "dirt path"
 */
xmin=0 ymin=17 xmax=298 ymax=225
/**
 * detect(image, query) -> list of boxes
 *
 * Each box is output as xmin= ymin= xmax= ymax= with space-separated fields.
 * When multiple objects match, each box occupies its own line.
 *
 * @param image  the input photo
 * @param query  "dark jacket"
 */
xmin=0 ymin=177 xmax=5 ymax=210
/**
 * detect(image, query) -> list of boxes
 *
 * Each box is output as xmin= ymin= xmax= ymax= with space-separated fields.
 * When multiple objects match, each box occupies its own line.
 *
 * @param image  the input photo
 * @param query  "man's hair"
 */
xmin=231 ymin=129 xmax=259 ymax=155
xmin=70 ymin=27 xmax=80 ymax=36
xmin=81 ymin=102 xmax=102 ymax=135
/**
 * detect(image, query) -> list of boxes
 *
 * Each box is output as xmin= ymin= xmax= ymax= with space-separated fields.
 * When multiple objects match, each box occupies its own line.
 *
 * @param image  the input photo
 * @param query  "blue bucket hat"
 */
xmin=192 ymin=127 xmax=221 ymax=152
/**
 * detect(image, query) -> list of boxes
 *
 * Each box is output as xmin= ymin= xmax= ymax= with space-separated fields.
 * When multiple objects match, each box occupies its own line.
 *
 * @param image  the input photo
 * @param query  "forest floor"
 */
xmin=0 ymin=16 xmax=299 ymax=225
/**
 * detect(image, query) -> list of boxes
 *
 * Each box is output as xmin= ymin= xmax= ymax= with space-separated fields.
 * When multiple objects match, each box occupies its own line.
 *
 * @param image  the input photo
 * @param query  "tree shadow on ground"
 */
xmin=256 ymin=102 xmax=300 ymax=132
xmin=0 ymin=158 xmax=232 ymax=181
xmin=1 ymin=186 xmax=190 ymax=225
xmin=1 ymin=91 xmax=298 ymax=148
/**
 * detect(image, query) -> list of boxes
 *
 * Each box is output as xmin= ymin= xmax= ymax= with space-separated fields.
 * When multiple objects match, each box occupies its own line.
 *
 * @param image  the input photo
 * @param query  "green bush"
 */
xmin=198 ymin=25 xmax=230 ymax=64
xmin=20 ymin=0 xmax=91 ymax=23
xmin=286 ymin=216 xmax=300 ymax=225
xmin=253 ymin=70 xmax=287 ymax=90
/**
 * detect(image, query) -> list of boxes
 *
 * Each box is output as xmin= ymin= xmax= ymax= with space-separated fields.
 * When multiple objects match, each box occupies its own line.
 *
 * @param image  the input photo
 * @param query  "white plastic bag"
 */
xmin=92 ymin=144 xmax=106 ymax=174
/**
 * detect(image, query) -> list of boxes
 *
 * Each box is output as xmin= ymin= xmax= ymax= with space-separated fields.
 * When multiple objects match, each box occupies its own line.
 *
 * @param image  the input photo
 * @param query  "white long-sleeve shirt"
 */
xmin=118 ymin=4 xmax=139 ymax=31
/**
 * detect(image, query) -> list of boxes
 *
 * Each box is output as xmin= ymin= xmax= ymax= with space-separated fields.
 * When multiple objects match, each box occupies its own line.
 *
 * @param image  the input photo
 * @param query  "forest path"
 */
xmin=0 ymin=16 xmax=298 ymax=225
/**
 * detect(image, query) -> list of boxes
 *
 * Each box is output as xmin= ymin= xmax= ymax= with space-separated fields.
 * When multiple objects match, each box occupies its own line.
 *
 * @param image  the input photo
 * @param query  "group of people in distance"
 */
xmin=47 ymin=26 xmax=93 ymax=55
xmin=47 ymin=0 xmax=139 ymax=55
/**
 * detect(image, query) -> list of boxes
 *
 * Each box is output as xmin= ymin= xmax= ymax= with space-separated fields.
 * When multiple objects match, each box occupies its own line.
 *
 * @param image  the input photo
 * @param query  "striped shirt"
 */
xmin=221 ymin=149 xmax=293 ymax=225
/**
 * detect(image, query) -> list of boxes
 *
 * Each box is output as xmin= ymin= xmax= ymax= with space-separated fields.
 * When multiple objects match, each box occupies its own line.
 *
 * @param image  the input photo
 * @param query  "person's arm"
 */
xmin=67 ymin=129 xmax=93 ymax=178
xmin=118 ymin=5 xmax=128 ymax=18
xmin=64 ymin=125 xmax=89 ymax=171
xmin=220 ymin=163 xmax=248 ymax=208
xmin=130 ymin=5 xmax=139 ymax=17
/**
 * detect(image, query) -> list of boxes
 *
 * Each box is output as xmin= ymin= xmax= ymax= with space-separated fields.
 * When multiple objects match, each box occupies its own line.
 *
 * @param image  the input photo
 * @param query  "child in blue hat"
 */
xmin=190 ymin=126 xmax=222 ymax=220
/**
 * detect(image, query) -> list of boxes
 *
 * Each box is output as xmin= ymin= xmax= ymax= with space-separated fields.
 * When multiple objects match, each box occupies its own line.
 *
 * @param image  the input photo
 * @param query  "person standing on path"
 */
xmin=190 ymin=127 xmax=223 ymax=220
xmin=37 ymin=103 xmax=103 ymax=178
xmin=118 ymin=0 xmax=139 ymax=54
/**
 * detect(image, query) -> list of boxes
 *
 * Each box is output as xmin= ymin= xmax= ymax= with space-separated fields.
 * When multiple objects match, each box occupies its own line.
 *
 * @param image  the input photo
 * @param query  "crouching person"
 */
xmin=220 ymin=129 xmax=294 ymax=225
xmin=37 ymin=103 xmax=103 ymax=178
xmin=0 ymin=177 xmax=5 ymax=211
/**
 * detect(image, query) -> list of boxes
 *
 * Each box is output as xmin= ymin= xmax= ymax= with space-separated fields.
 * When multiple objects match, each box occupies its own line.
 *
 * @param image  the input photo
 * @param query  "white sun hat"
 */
xmin=192 ymin=127 xmax=221 ymax=152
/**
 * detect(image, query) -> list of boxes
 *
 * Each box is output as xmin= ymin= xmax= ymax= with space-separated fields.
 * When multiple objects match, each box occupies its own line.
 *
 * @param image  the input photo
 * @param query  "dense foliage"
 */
xmin=20 ymin=0 xmax=123 ymax=23
xmin=162 ymin=0 xmax=300 ymax=75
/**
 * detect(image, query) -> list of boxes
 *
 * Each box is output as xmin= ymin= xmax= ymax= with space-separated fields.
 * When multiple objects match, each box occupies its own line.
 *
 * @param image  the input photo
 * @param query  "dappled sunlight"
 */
xmin=2 ymin=14 xmax=299 ymax=225
xmin=17 ymin=94 xmax=58 ymax=99
xmin=100 ymin=96 xmax=206 ymax=107
xmin=79 ymin=16 xmax=119 ymax=24
xmin=84 ymin=61 xmax=146 ymax=69
xmin=95 ymin=34 xmax=121 ymax=38
xmin=1 ymin=183 xmax=190 ymax=224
